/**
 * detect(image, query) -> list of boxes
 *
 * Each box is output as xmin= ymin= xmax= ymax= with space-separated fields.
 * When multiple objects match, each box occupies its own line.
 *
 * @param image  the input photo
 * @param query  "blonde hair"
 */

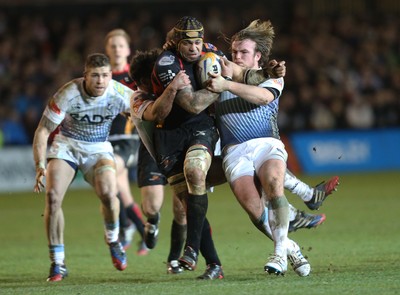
xmin=104 ymin=28 xmax=131 ymax=46
xmin=230 ymin=20 xmax=275 ymax=67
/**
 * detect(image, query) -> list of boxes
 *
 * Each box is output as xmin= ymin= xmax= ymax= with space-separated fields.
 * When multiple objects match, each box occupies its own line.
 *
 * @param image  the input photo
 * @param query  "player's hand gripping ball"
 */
xmin=196 ymin=52 xmax=221 ymax=87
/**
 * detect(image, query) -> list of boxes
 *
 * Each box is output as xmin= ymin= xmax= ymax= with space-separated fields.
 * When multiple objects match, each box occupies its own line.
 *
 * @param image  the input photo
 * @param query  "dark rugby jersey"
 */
xmin=151 ymin=43 xmax=224 ymax=129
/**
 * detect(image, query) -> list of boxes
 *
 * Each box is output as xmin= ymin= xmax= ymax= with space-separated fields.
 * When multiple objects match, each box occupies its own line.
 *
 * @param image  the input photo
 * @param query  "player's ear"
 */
xmin=255 ymin=51 xmax=262 ymax=63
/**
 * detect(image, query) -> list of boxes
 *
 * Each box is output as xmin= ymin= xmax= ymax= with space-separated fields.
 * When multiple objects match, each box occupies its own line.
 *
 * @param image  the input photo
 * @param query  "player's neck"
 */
xmin=112 ymin=62 xmax=127 ymax=73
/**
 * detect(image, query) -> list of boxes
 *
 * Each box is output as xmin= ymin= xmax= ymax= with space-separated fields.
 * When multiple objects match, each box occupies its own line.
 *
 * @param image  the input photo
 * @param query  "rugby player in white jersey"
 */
xmin=206 ymin=20 xmax=312 ymax=276
xmin=33 ymin=53 xmax=134 ymax=282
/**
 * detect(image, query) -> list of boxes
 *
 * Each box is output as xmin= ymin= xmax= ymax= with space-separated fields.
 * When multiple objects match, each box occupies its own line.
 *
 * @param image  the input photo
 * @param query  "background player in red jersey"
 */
xmin=104 ymin=29 xmax=148 ymax=255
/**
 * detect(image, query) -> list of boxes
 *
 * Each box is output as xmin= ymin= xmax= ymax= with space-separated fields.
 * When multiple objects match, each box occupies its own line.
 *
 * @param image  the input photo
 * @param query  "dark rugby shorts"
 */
xmin=153 ymin=119 xmax=219 ymax=178
xmin=137 ymin=141 xmax=167 ymax=187
xmin=111 ymin=138 xmax=140 ymax=168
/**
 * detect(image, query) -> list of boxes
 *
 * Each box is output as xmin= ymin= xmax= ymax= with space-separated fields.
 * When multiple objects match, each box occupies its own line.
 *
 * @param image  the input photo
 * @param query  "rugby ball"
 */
xmin=196 ymin=52 xmax=221 ymax=87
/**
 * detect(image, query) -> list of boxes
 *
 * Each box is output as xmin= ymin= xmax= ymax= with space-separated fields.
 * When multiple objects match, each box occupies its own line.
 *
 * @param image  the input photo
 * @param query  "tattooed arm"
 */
xmin=174 ymin=85 xmax=219 ymax=115
xmin=145 ymin=71 xmax=190 ymax=122
xmin=33 ymin=115 xmax=59 ymax=193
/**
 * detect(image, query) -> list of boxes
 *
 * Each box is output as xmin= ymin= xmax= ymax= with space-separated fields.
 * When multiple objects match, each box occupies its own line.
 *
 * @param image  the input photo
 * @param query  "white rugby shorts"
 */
xmin=48 ymin=133 xmax=115 ymax=185
xmin=223 ymin=137 xmax=288 ymax=183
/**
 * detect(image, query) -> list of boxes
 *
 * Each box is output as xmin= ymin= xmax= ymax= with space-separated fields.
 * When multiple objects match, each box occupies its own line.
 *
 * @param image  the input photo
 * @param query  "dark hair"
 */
xmin=84 ymin=53 xmax=110 ymax=72
xmin=129 ymin=48 xmax=161 ymax=88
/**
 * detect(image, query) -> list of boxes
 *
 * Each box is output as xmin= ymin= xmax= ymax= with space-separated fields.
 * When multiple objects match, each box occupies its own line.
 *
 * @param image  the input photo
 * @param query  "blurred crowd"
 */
xmin=0 ymin=1 xmax=399 ymax=146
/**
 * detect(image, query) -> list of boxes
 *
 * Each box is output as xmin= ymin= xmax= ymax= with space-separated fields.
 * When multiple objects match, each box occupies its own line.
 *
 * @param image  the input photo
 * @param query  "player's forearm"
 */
xmin=33 ymin=129 xmax=49 ymax=168
xmin=150 ymin=87 xmax=177 ymax=122
xmin=225 ymin=82 xmax=274 ymax=105
xmin=32 ymin=116 xmax=57 ymax=168
xmin=231 ymin=65 xmax=268 ymax=86
xmin=230 ymin=62 xmax=247 ymax=83
xmin=243 ymin=68 xmax=269 ymax=85
xmin=176 ymin=87 xmax=218 ymax=114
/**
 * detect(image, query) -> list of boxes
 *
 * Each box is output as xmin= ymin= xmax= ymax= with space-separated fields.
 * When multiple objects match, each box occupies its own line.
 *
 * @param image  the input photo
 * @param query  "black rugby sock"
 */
xmin=147 ymin=212 xmax=160 ymax=225
xmin=200 ymin=217 xmax=221 ymax=266
xmin=117 ymin=193 xmax=130 ymax=229
xmin=167 ymin=220 xmax=187 ymax=262
xmin=185 ymin=194 xmax=208 ymax=254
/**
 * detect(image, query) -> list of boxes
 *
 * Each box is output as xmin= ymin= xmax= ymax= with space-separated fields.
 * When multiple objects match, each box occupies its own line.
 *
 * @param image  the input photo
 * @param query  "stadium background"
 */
xmin=0 ymin=0 xmax=399 ymax=191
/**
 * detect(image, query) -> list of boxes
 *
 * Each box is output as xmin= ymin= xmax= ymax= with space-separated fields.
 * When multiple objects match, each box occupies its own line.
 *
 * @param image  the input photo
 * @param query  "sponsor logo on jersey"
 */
xmin=158 ymin=70 xmax=176 ymax=87
xmin=158 ymin=55 xmax=175 ymax=66
xmin=194 ymin=130 xmax=206 ymax=136
xmin=114 ymin=81 xmax=125 ymax=96
xmin=272 ymin=78 xmax=283 ymax=87
xmin=71 ymin=103 xmax=81 ymax=111
xmin=70 ymin=113 xmax=114 ymax=124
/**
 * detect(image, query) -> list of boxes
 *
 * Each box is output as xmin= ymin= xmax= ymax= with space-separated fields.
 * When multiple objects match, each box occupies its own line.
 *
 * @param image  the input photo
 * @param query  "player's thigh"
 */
xmin=114 ymin=153 xmax=126 ymax=175
xmin=116 ymin=167 xmax=133 ymax=205
xmin=222 ymin=143 xmax=254 ymax=183
xmin=137 ymin=150 xmax=167 ymax=188
xmin=93 ymin=158 xmax=117 ymax=198
xmin=46 ymin=158 xmax=76 ymax=199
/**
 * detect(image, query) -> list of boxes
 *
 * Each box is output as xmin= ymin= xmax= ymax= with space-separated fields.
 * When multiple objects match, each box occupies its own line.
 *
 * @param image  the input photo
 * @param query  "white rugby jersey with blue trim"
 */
xmin=44 ymin=78 xmax=134 ymax=142
xmin=216 ymin=78 xmax=284 ymax=149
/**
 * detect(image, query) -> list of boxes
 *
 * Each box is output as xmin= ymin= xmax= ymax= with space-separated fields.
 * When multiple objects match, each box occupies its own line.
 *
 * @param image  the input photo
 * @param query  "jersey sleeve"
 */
xmin=43 ymin=81 xmax=76 ymax=124
xmin=151 ymin=51 xmax=182 ymax=97
xmin=130 ymin=91 xmax=154 ymax=120
xmin=260 ymin=78 xmax=284 ymax=99
xmin=111 ymin=80 xmax=134 ymax=114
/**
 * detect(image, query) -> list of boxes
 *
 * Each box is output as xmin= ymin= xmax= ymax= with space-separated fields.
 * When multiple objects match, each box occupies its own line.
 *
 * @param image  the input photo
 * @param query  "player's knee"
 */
xmin=94 ymin=159 xmax=116 ymax=175
xmin=142 ymin=202 xmax=159 ymax=216
xmin=264 ymin=176 xmax=284 ymax=197
xmin=185 ymin=166 xmax=205 ymax=184
xmin=184 ymin=145 xmax=210 ymax=188
xmin=168 ymin=173 xmax=188 ymax=196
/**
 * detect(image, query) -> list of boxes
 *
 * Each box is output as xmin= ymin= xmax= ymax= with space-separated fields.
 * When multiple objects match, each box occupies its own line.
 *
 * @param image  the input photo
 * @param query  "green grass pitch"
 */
xmin=0 ymin=171 xmax=399 ymax=294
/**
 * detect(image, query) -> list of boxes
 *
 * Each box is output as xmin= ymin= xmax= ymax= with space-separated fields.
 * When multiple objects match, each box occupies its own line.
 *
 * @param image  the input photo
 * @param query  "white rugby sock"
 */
xmin=49 ymin=244 xmax=65 ymax=265
xmin=268 ymin=196 xmax=289 ymax=257
xmin=284 ymin=171 xmax=313 ymax=202
xmin=104 ymin=222 xmax=120 ymax=243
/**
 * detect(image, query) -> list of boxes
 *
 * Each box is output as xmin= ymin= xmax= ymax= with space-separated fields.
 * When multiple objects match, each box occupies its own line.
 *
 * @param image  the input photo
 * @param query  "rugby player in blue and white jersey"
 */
xmin=33 ymin=53 xmax=133 ymax=282
xmin=206 ymin=20 xmax=311 ymax=276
